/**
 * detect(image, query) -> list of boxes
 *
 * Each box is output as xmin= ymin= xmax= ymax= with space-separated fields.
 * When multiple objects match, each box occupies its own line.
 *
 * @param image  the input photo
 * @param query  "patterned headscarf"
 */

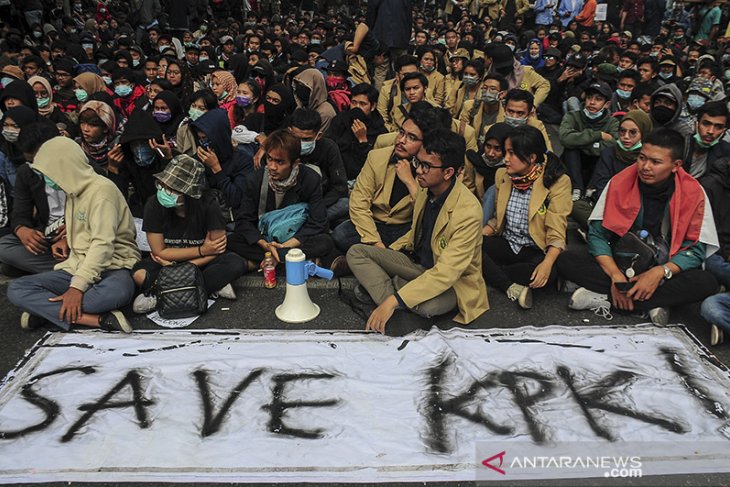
xmin=211 ymin=70 xmax=237 ymax=104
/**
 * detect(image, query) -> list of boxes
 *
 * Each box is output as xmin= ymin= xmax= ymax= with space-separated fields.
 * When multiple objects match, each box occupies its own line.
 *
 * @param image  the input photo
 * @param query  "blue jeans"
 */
xmin=705 ymin=253 xmax=730 ymax=288
xmin=7 ymin=269 xmax=135 ymax=330
xmin=701 ymin=292 xmax=730 ymax=332
xmin=326 ymin=197 xmax=350 ymax=226
xmin=482 ymin=185 xmax=496 ymax=226
xmin=332 ymin=219 xmax=411 ymax=253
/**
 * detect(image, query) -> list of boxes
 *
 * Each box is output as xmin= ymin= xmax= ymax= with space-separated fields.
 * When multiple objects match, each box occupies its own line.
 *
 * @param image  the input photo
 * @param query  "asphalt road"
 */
xmin=1 ymin=267 xmax=729 ymax=487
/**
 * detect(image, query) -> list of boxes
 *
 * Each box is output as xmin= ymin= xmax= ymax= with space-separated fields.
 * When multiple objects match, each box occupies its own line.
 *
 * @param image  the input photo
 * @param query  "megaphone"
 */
xmin=275 ymin=248 xmax=334 ymax=323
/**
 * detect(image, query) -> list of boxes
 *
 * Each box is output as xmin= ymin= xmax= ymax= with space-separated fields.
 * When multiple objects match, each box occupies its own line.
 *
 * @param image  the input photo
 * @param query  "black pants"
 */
xmin=562 ymin=149 xmax=599 ymax=192
xmin=556 ymin=248 xmax=719 ymax=311
xmin=133 ymin=252 xmax=246 ymax=295
xmin=227 ymin=233 xmax=334 ymax=264
xmin=482 ymin=236 xmax=554 ymax=293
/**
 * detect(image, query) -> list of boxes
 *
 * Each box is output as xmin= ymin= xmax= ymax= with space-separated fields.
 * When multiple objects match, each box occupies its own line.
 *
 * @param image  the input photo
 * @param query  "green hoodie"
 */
xmin=32 ymin=137 xmax=140 ymax=292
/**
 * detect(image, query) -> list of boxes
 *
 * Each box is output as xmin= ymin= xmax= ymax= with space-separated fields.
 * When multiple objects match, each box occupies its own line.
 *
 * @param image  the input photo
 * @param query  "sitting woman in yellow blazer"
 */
xmin=482 ymin=125 xmax=572 ymax=309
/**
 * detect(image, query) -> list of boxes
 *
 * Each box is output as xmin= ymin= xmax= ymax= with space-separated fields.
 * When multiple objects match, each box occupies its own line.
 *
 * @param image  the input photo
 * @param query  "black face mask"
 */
xmin=652 ymin=105 xmax=675 ymax=125
xmin=495 ymin=64 xmax=513 ymax=77
xmin=294 ymin=83 xmax=311 ymax=106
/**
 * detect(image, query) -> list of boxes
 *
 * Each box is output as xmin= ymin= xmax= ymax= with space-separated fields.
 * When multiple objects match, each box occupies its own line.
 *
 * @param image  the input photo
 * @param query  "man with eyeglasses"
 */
xmin=347 ymin=128 xmax=488 ymax=335
xmin=331 ymin=107 xmax=443 ymax=261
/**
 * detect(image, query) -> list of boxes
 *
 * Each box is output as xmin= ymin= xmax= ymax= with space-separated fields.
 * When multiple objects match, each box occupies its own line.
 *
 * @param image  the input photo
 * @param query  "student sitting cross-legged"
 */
xmin=481 ymin=125 xmax=572 ymax=309
xmin=347 ymin=128 xmax=488 ymax=336
xmin=130 ymin=155 xmax=247 ymax=314
xmin=557 ymin=128 xmax=720 ymax=325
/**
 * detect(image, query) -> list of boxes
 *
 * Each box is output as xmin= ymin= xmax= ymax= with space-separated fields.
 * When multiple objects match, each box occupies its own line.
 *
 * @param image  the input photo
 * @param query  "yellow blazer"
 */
xmin=490 ymin=168 xmax=572 ymax=251
xmin=349 ymin=147 xmax=419 ymax=244
xmin=391 ymin=180 xmax=489 ymax=324
xmin=423 ymin=69 xmax=447 ymax=107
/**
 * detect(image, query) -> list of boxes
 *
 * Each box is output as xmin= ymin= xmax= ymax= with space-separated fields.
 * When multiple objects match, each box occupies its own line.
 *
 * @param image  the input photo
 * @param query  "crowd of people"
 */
xmin=0 ymin=0 xmax=729 ymax=342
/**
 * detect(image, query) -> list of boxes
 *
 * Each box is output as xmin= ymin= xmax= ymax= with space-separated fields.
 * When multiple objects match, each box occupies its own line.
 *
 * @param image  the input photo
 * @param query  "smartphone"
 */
xmin=615 ymin=281 xmax=635 ymax=292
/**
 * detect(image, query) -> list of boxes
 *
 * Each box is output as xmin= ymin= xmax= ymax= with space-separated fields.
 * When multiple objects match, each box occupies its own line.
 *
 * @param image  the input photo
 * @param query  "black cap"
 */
xmin=327 ymin=59 xmax=349 ymax=74
xmin=584 ymin=81 xmax=612 ymax=99
xmin=566 ymin=52 xmax=587 ymax=69
xmin=545 ymin=48 xmax=562 ymax=59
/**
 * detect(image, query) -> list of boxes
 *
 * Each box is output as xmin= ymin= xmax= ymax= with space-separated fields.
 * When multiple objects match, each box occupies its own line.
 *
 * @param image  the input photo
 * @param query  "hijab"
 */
xmin=153 ymin=90 xmax=185 ymax=138
xmin=211 ymin=70 xmax=237 ymax=104
xmin=74 ymin=72 xmax=107 ymax=95
xmin=615 ymin=109 xmax=653 ymax=165
xmin=28 ymin=75 xmax=54 ymax=117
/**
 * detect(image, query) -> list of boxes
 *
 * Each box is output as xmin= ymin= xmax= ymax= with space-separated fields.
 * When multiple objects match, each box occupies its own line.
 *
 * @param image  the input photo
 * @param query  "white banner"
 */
xmin=0 ymin=326 xmax=730 ymax=483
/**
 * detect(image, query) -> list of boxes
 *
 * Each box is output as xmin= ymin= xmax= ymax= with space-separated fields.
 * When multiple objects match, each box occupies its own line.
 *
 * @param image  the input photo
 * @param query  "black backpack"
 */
xmin=155 ymin=262 xmax=208 ymax=319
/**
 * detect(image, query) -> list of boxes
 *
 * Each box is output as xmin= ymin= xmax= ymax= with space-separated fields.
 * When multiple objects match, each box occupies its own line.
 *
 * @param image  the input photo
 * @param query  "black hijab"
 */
xmin=153 ymin=90 xmax=185 ymax=138
xmin=262 ymin=83 xmax=295 ymax=134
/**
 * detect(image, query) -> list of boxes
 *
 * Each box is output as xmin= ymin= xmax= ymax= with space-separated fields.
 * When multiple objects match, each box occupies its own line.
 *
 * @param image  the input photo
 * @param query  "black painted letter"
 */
xmin=194 ymin=368 xmax=264 ymax=437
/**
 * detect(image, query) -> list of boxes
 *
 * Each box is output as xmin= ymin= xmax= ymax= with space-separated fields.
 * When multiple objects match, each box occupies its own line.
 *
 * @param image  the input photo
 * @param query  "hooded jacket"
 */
xmin=192 ymin=108 xmax=248 ymax=209
xmin=0 ymin=80 xmax=38 ymax=112
xmin=293 ymin=68 xmax=336 ymax=132
xmin=649 ymin=83 xmax=694 ymax=137
xmin=31 ymin=137 xmax=140 ymax=292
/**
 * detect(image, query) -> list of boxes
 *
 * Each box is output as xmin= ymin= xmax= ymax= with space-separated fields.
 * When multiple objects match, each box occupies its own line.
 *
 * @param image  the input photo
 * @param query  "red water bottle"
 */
xmin=262 ymin=252 xmax=277 ymax=289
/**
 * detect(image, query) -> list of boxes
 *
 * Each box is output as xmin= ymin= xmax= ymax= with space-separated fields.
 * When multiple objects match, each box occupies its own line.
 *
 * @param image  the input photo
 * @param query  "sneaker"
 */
xmin=506 ymin=283 xmax=532 ymax=309
xmin=648 ymin=307 xmax=670 ymax=326
xmin=711 ymin=324 xmax=724 ymax=346
xmin=20 ymin=312 xmax=48 ymax=331
xmin=571 ymin=189 xmax=582 ymax=201
xmin=99 ymin=310 xmax=133 ymax=333
xmin=215 ymin=283 xmax=237 ymax=300
xmin=132 ymin=294 xmax=157 ymax=314
xmin=576 ymin=227 xmax=588 ymax=244
xmin=354 ymin=284 xmax=375 ymax=305
xmin=330 ymin=255 xmax=351 ymax=278
xmin=569 ymin=287 xmax=612 ymax=320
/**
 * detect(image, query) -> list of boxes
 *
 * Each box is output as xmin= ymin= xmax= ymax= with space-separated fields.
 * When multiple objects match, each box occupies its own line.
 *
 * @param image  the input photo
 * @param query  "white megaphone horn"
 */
xmin=275 ymin=248 xmax=334 ymax=323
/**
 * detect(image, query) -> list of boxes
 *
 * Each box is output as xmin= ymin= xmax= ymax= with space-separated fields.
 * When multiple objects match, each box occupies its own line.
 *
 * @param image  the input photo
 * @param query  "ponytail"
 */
xmin=542 ymin=150 xmax=567 ymax=189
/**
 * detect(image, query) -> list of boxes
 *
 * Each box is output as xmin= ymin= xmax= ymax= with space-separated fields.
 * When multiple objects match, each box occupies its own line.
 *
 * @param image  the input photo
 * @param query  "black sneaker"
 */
xmin=99 ymin=310 xmax=133 ymax=333
xmin=20 ymin=312 xmax=48 ymax=331
xmin=354 ymin=284 xmax=375 ymax=305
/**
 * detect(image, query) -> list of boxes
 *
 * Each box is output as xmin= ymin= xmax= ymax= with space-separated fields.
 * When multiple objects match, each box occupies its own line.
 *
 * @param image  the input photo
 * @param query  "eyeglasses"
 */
xmin=397 ymin=128 xmax=422 ymax=143
xmin=411 ymin=157 xmax=444 ymax=173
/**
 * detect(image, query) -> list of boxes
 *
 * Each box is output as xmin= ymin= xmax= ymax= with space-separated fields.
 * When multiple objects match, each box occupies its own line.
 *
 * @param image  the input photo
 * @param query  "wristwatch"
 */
xmin=662 ymin=265 xmax=673 ymax=280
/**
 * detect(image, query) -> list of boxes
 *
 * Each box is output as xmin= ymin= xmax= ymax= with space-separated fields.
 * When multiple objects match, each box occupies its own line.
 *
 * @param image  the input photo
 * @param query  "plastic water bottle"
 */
xmin=262 ymin=252 xmax=277 ymax=289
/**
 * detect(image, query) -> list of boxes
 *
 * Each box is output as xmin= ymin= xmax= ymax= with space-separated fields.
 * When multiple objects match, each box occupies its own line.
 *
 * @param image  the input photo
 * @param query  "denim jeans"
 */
xmin=701 ymin=292 xmax=730 ymax=332
xmin=326 ymin=197 xmax=350 ymax=227
xmin=7 ymin=269 xmax=135 ymax=330
xmin=0 ymin=234 xmax=57 ymax=274
xmin=482 ymin=184 xmax=496 ymax=226
xmin=705 ymin=254 xmax=730 ymax=288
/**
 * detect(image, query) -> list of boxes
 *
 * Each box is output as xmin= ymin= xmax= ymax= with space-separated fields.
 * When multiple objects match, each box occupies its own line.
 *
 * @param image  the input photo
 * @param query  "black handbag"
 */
xmin=155 ymin=262 xmax=208 ymax=319
xmin=612 ymin=231 xmax=660 ymax=279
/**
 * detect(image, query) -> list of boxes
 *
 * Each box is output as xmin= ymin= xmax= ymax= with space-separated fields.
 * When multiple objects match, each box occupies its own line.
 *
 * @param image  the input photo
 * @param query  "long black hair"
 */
xmin=505 ymin=125 xmax=566 ymax=188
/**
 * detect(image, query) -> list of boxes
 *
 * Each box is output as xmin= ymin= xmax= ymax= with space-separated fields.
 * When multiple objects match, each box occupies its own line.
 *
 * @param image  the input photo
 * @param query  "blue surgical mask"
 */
xmin=102 ymin=76 xmax=113 ymax=86
xmin=189 ymin=107 xmax=205 ymax=120
xmin=115 ymin=84 xmax=133 ymax=97
xmin=616 ymin=88 xmax=632 ymax=99
xmin=44 ymin=175 xmax=61 ymax=190
xmin=218 ymin=90 xmax=228 ymax=101
xmin=132 ymin=59 xmax=140 ymax=67
xmin=131 ymin=142 xmax=157 ymax=167
xmin=583 ymin=108 xmax=604 ymax=120
xmin=2 ymin=128 xmax=19 ymax=142
xmin=1 ymin=77 xmax=14 ymax=87
xmin=687 ymin=94 xmax=706 ymax=111
xmin=658 ymin=71 xmax=673 ymax=79
xmin=694 ymin=131 xmax=721 ymax=149
xmin=618 ymin=140 xmax=642 ymax=152
xmin=156 ymin=188 xmax=179 ymax=208
xmin=37 ymin=96 xmax=51 ymax=108
xmin=75 ymin=88 xmax=88 ymax=102
xmin=300 ymin=140 xmax=316 ymax=155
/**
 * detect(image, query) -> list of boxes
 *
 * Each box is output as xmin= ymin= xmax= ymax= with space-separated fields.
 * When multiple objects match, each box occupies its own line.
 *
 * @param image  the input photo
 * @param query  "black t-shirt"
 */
xmin=142 ymin=194 xmax=226 ymax=248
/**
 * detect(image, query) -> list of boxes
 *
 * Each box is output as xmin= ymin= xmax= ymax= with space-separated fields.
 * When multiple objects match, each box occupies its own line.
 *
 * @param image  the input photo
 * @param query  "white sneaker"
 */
xmin=569 ymin=287 xmax=612 ymax=320
xmin=132 ymin=294 xmax=157 ymax=314
xmin=648 ymin=307 xmax=670 ymax=326
xmin=506 ymin=283 xmax=532 ymax=309
xmin=711 ymin=324 xmax=724 ymax=346
xmin=214 ymin=283 xmax=237 ymax=300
